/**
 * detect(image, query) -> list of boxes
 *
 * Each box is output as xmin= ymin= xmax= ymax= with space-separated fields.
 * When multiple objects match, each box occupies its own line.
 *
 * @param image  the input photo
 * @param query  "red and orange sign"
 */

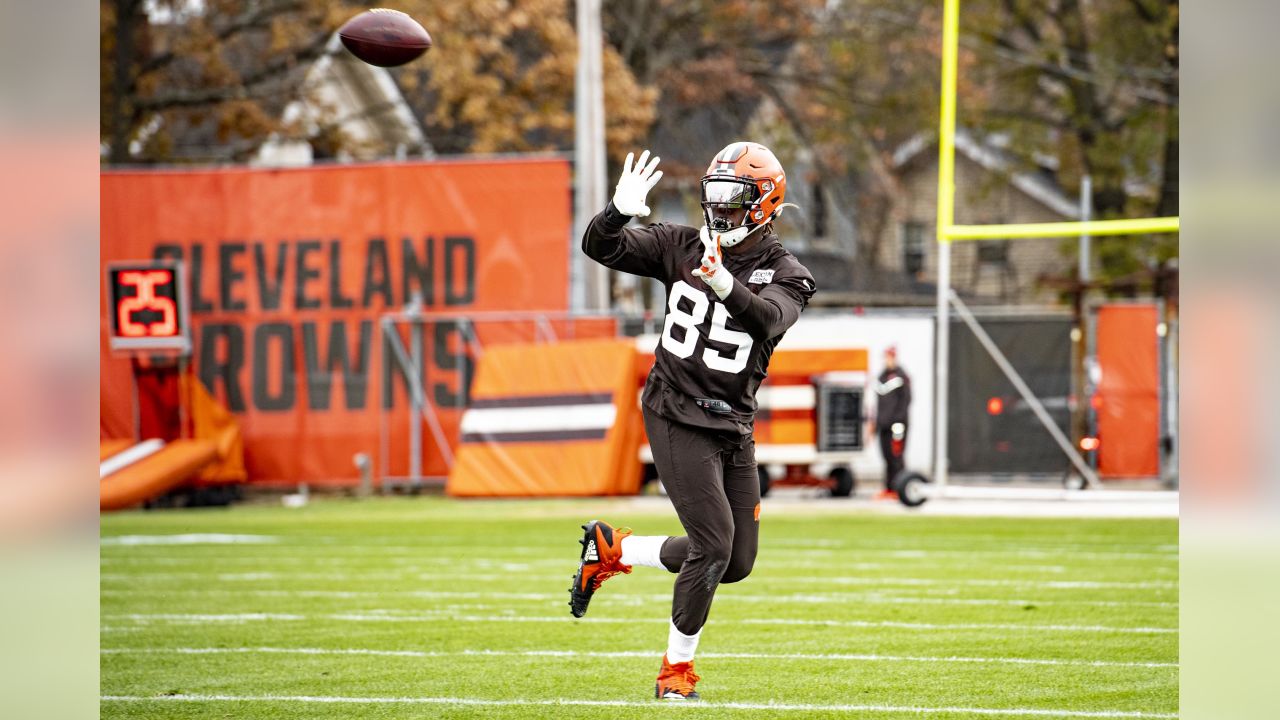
xmin=101 ymin=158 xmax=589 ymax=484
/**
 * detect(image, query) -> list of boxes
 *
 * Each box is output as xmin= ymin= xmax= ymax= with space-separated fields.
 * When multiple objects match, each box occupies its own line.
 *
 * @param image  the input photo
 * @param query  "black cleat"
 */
xmin=567 ymin=520 xmax=631 ymax=618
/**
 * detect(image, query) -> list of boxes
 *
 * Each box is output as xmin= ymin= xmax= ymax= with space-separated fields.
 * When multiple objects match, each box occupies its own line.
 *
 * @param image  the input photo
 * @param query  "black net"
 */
xmin=947 ymin=316 xmax=1073 ymax=475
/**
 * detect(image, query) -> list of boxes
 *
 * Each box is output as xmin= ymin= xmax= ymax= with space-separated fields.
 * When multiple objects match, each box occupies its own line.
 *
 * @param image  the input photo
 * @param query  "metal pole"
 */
xmin=934 ymin=242 xmax=951 ymax=488
xmin=1077 ymin=175 xmax=1093 ymax=465
xmin=1078 ymin=175 xmax=1092 ymax=283
xmin=573 ymin=0 xmax=609 ymax=311
xmin=382 ymin=317 xmax=456 ymax=470
xmin=409 ymin=312 xmax=424 ymax=483
xmin=932 ymin=0 xmax=961 ymax=489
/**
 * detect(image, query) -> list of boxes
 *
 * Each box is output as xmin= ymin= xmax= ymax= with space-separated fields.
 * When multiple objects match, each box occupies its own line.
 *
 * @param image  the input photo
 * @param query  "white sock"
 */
xmin=666 ymin=620 xmax=701 ymax=663
xmin=620 ymin=535 xmax=668 ymax=569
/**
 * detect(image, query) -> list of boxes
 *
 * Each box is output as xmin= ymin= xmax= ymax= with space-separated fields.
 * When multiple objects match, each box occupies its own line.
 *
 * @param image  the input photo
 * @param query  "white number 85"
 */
xmin=661 ymin=280 xmax=753 ymax=374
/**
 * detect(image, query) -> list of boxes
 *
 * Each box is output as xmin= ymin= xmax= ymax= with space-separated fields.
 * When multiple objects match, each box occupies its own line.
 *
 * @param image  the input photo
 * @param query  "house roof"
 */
xmin=892 ymin=129 xmax=1081 ymax=219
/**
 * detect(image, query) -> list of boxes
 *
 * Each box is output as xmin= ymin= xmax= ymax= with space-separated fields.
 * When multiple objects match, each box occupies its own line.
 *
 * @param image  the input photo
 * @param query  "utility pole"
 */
xmin=1076 ymin=175 xmax=1095 ymax=464
xmin=572 ymin=0 xmax=609 ymax=311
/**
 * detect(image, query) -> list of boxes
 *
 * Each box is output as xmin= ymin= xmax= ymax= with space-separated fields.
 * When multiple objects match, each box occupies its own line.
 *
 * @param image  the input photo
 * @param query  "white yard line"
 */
xmin=99 ymin=543 xmax=1177 ymax=561
xmin=101 ymin=534 xmax=278 ymax=546
xmin=99 ymin=555 xmax=1179 ymax=578
xmin=99 ymin=694 xmax=1178 ymax=717
xmin=820 ymin=577 xmax=1176 ymax=590
xmin=100 ymin=646 xmax=1179 ymax=669
xmin=738 ymin=618 xmax=1177 ymax=634
xmin=104 ymin=612 xmax=1177 ymax=634
xmin=98 ymin=570 xmax=1174 ymax=591
xmin=101 ymin=555 xmax=1086 ymax=573
xmin=97 ymin=587 xmax=1178 ymax=608
xmin=110 ymin=613 xmax=306 ymax=623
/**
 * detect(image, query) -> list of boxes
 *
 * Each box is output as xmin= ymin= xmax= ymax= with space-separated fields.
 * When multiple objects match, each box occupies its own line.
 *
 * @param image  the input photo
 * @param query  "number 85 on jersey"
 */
xmin=661 ymin=280 xmax=753 ymax=374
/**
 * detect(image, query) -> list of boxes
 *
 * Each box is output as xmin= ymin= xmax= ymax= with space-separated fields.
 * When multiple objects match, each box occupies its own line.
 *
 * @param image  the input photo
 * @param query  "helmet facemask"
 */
xmin=701 ymin=177 xmax=763 ymax=248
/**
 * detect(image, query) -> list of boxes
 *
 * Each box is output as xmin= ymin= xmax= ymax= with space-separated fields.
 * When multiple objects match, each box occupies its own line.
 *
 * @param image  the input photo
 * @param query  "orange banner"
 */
xmin=100 ymin=158 xmax=598 ymax=485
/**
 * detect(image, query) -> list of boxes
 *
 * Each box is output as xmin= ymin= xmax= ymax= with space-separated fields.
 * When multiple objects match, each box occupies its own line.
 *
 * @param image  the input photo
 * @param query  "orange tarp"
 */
xmin=183 ymin=371 xmax=246 ymax=484
xmin=447 ymin=339 xmax=641 ymax=497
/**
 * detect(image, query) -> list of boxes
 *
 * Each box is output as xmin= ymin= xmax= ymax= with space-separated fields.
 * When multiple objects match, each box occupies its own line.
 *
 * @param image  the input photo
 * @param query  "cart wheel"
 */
xmin=829 ymin=467 xmax=855 ymax=498
xmin=895 ymin=472 xmax=930 ymax=507
xmin=1063 ymin=473 xmax=1088 ymax=491
xmin=758 ymin=466 xmax=772 ymax=498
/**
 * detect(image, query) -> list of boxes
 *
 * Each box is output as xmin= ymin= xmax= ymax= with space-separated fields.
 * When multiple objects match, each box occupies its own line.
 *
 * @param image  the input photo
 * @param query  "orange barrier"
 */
xmin=1096 ymin=305 xmax=1160 ymax=477
xmin=100 ymin=440 xmax=220 ymax=511
xmin=447 ymin=338 xmax=641 ymax=497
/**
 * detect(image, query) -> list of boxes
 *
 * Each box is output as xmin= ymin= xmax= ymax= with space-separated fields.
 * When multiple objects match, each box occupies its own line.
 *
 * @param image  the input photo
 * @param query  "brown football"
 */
xmin=338 ymin=9 xmax=432 ymax=68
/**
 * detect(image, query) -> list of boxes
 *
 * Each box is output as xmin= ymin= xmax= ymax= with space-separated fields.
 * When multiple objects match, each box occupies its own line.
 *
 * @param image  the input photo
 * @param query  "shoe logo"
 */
xmin=585 ymin=539 xmax=599 ymax=562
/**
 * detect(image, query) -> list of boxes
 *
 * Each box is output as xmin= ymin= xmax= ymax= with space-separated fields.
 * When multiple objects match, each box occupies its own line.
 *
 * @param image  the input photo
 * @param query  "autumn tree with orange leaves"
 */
xmin=101 ymin=0 xmax=655 ymax=164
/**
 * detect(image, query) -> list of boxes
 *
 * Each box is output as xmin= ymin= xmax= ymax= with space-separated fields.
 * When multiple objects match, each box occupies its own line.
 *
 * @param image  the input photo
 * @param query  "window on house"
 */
xmin=902 ymin=221 xmax=926 ymax=276
xmin=976 ymin=239 xmax=1009 ymax=265
xmin=971 ymin=239 xmax=1017 ymax=300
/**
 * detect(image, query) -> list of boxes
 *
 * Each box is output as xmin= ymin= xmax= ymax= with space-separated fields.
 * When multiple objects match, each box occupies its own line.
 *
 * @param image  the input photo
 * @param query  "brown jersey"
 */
xmin=583 ymin=203 xmax=816 ymax=435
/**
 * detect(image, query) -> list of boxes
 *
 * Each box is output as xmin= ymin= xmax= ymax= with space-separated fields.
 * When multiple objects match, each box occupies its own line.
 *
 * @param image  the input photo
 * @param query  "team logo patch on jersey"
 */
xmin=749 ymin=269 xmax=775 ymax=285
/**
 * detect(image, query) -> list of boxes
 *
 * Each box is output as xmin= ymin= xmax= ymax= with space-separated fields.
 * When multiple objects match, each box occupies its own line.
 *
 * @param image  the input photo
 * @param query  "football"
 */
xmin=338 ymin=9 xmax=432 ymax=68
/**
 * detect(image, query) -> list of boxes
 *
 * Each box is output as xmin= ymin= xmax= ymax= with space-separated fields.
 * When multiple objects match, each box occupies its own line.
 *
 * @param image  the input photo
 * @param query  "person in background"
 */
xmin=873 ymin=346 xmax=911 ymax=499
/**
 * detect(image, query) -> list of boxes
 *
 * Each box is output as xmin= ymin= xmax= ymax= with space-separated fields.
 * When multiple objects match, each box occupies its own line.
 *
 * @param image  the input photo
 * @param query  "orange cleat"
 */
xmin=568 ymin=520 xmax=631 ymax=618
xmin=655 ymin=655 xmax=701 ymax=700
xmin=876 ymin=489 xmax=899 ymax=501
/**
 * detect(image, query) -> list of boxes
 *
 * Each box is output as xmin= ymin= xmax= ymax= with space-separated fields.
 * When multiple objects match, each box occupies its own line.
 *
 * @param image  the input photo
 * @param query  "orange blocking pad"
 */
xmin=447 ymin=338 xmax=641 ymax=497
xmin=101 ymin=440 xmax=219 ymax=511
xmin=1096 ymin=305 xmax=1161 ymax=478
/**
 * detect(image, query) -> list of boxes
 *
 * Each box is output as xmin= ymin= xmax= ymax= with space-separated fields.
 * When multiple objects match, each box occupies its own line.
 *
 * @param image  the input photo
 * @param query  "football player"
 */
xmin=569 ymin=143 xmax=816 ymax=700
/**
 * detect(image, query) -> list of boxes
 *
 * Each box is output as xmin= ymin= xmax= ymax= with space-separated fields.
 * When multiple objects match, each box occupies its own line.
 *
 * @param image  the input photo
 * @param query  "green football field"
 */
xmin=100 ymin=497 xmax=1178 ymax=719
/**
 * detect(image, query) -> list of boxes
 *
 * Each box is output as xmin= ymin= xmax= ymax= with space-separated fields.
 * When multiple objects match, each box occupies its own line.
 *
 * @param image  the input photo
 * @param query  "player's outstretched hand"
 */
xmin=693 ymin=226 xmax=733 ymax=299
xmin=612 ymin=150 xmax=663 ymax=217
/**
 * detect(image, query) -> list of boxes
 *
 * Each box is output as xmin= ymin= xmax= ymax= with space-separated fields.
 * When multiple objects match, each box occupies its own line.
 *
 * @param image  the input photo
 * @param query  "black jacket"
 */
xmin=874 ymin=367 xmax=911 ymax=429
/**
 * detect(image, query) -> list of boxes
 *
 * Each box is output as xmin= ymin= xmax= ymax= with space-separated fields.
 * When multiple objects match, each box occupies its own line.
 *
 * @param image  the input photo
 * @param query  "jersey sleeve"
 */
xmin=581 ymin=202 xmax=669 ymax=279
xmin=721 ymin=267 xmax=816 ymax=340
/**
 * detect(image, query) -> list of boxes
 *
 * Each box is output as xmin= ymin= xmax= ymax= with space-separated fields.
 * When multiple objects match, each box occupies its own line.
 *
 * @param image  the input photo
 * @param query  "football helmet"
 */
xmin=701 ymin=142 xmax=788 ymax=247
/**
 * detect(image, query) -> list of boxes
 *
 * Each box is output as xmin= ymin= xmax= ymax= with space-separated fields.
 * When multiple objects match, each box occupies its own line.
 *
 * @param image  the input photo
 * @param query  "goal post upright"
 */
xmin=933 ymin=0 xmax=961 ymax=491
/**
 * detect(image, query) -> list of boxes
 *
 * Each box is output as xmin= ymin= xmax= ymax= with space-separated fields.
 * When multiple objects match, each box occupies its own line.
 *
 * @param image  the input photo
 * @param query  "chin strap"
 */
xmin=716 ymin=202 xmax=803 ymax=247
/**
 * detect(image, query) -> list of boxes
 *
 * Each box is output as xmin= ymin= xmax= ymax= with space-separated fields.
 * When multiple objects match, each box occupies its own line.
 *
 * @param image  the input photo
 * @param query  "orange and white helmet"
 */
xmin=701 ymin=142 xmax=789 ymax=247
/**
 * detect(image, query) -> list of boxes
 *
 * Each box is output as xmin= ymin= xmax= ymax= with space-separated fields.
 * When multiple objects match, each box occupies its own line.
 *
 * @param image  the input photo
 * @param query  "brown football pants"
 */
xmin=643 ymin=407 xmax=761 ymax=636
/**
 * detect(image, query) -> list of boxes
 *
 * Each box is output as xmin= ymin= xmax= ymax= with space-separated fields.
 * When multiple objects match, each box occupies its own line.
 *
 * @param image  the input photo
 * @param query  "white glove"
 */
xmin=612 ymin=150 xmax=663 ymax=217
xmin=692 ymin=226 xmax=734 ymax=299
